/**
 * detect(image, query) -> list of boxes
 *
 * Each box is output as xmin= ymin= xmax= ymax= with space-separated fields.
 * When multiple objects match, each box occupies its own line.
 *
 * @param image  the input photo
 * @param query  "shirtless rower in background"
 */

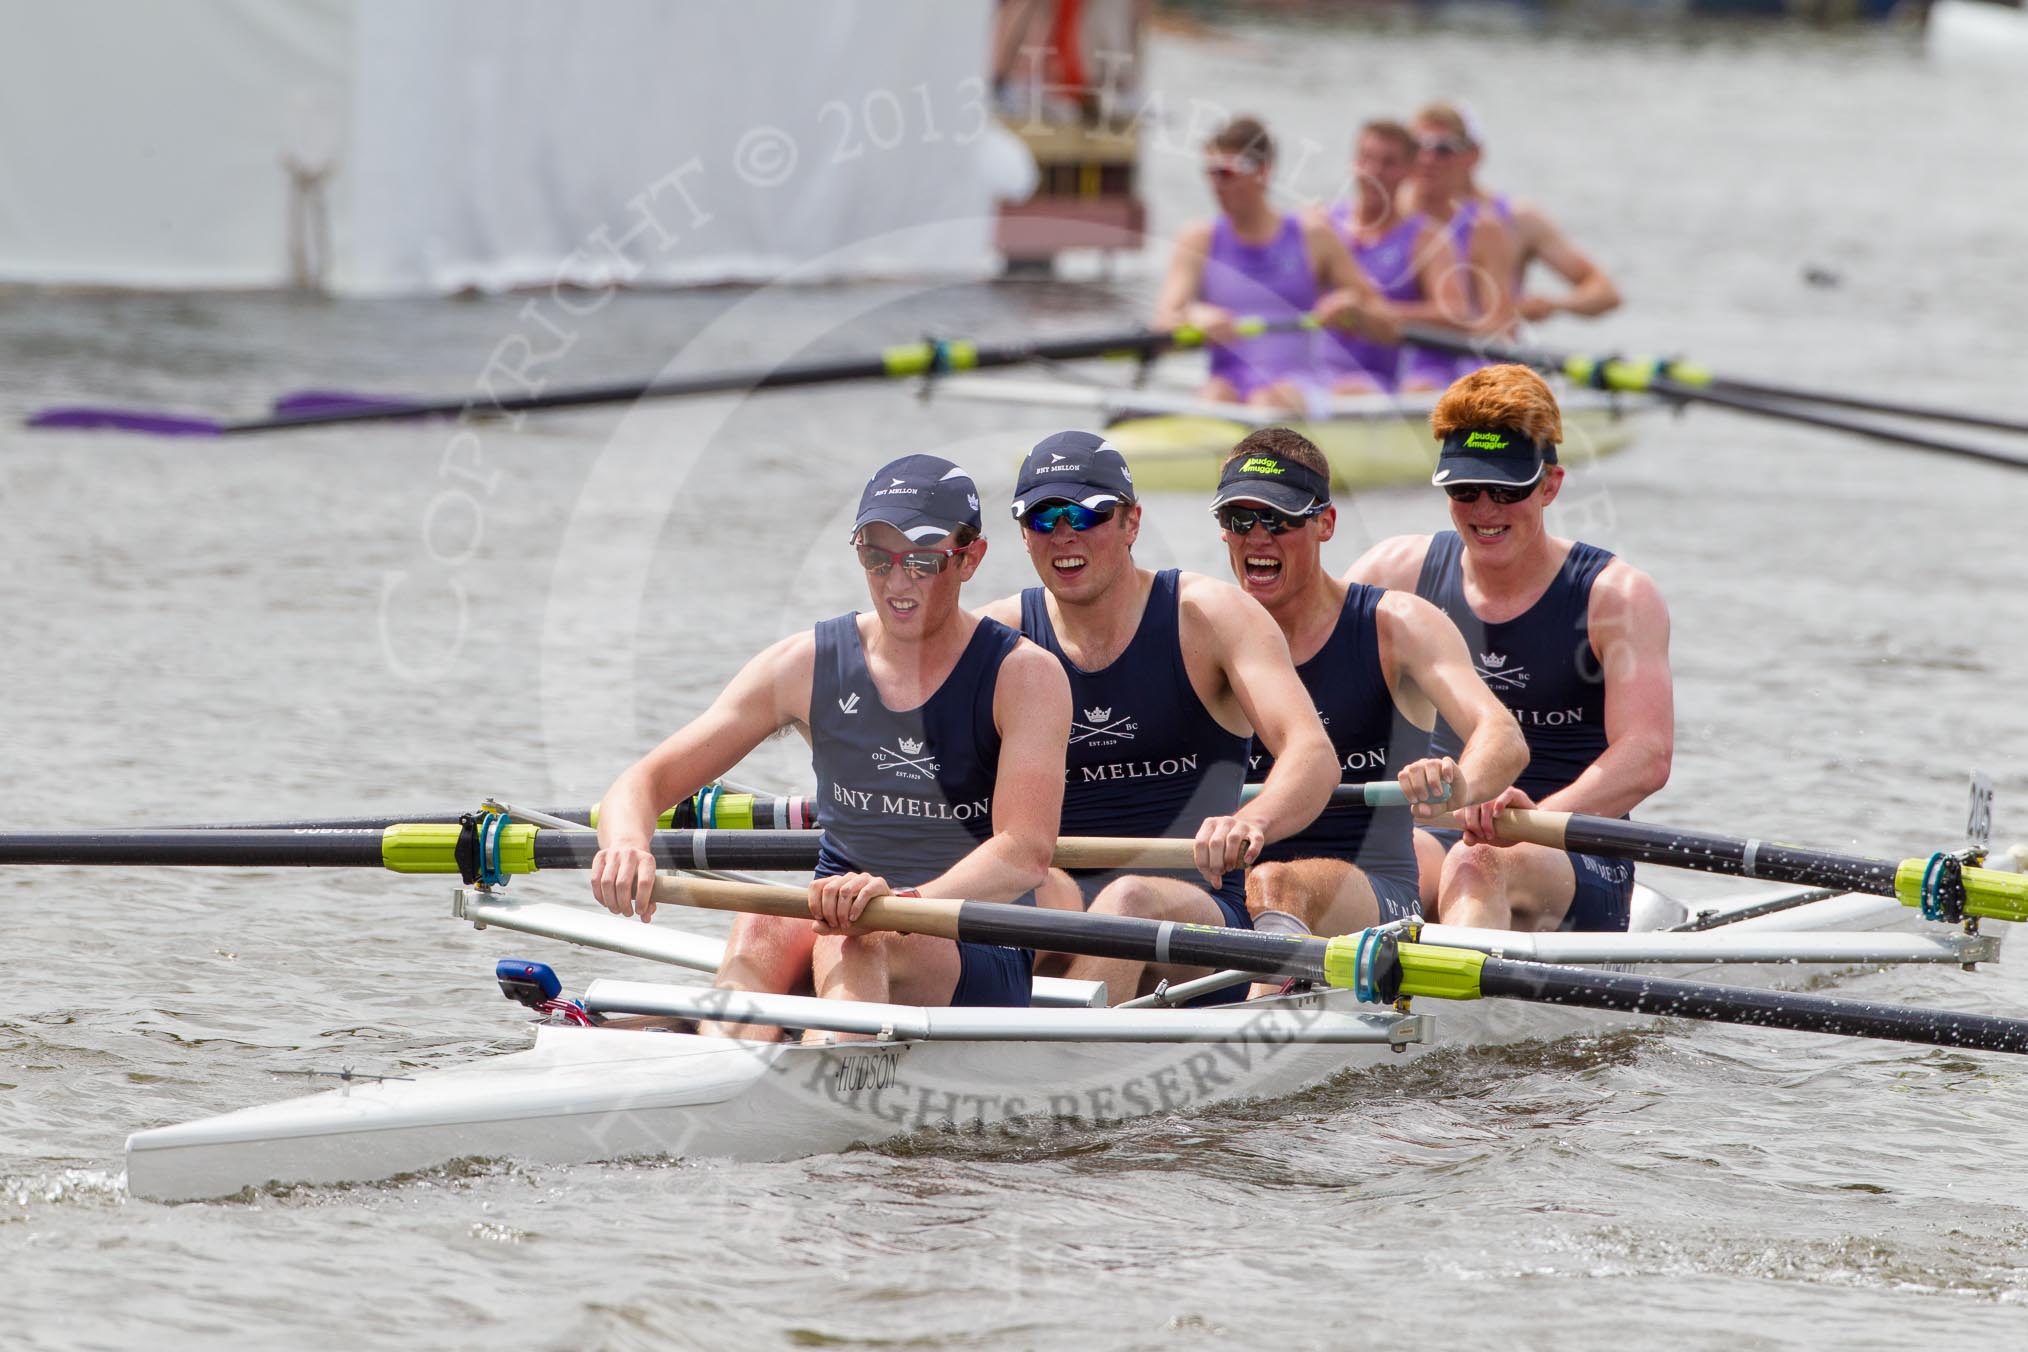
xmin=1154 ymin=115 xmax=1397 ymax=413
xmin=1349 ymin=365 xmax=1671 ymax=932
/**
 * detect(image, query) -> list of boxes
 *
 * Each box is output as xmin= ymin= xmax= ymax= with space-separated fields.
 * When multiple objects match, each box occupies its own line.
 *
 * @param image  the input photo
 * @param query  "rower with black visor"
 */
xmin=1210 ymin=427 xmax=1525 ymax=975
xmin=1348 ymin=364 xmax=1674 ymax=934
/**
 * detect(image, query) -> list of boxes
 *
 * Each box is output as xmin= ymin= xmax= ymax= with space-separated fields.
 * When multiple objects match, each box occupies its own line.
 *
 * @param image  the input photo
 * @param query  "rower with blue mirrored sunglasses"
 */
xmin=1021 ymin=502 xmax=1116 ymax=533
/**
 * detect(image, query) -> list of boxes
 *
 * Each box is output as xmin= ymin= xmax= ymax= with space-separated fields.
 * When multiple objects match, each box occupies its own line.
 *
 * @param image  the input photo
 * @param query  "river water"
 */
xmin=4 ymin=17 xmax=2028 ymax=1350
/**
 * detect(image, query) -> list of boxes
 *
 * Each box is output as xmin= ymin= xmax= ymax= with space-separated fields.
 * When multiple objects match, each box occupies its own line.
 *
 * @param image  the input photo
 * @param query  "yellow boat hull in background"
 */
xmin=1104 ymin=400 xmax=1644 ymax=494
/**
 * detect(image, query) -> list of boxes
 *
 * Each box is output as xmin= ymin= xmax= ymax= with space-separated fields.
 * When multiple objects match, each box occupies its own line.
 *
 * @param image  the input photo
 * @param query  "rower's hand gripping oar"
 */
xmin=650 ymin=875 xmax=2028 ymax=1056
xmin=26 ymin=315 xmax=1319 ymax=437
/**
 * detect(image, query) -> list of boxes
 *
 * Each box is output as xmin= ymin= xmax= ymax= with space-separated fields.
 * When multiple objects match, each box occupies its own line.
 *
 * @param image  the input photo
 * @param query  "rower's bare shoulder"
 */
xmin=975 ymin=593 xmax=1025 ymax=627
xmin=1373 ymin=588 xmax=1452 ymax=642
xmin=1344 ymin=533 xmax=1432 ymax=590
xmin=1171 ymin=218 xmax=1217 ymax=256
xmin=1589 ymin=558 xmax=1671 ymax=635
xmin=999 ymin=637 xmax=1070 ymax=701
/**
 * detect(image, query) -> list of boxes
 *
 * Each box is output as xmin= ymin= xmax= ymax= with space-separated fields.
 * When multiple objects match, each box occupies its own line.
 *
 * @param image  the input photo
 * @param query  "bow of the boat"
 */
xmin=124 ymin=1026 xmax=780 ymax=1203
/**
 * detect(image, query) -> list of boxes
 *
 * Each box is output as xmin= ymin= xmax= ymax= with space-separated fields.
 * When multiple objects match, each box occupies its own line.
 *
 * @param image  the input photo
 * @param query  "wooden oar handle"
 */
xmin=1411 ymin=807 xmax=1573 ymax=850
xmin=1051 ymin=837 xmax=1197 ymax=871
xmin=651 ymin=874 xmax=963 ymax=939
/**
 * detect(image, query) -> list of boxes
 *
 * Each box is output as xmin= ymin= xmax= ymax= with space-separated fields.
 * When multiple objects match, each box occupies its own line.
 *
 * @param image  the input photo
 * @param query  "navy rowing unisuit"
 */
xmin=1248 ymin=583 xmax=1420 ymax=922
xmin=1018 ymin=569 xmax=1250 ymax=930
xmin=808 ymin=612 xmax=1031 ymax=1004
xmin=1413 ymin=531 xmax=1634 ymax=930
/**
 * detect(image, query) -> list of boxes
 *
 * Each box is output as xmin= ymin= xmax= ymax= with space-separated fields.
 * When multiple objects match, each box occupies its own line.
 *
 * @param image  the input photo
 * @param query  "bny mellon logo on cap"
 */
xmin=1463 ymin=432 xmax=1511 ymax=450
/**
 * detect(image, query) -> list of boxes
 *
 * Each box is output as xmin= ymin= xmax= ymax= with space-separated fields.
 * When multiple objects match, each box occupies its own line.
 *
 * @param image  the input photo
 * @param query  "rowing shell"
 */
xmin=936 ymin=375 xmax=1649 ymax=494
xmin=122 ymin=881 xmax=1998 ymax=1202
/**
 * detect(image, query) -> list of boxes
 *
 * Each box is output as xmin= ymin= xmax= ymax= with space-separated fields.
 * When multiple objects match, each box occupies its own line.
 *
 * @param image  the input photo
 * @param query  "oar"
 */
xmin=1243 ymin=780 xmax=1442 ymax=807
xmin=26 ymin=316 xmax=1316 ymax=437
xmin=652 ymin=875 xmax=2028 ymax=1055
xmin=0 ymin=826 xmax=1196 ymax=875
xmin=167 ymin=779 xmax=1425 ymax=833
xmin=1478 ymin=809 xmax=2028 ymax=925
xmin=162 ymin=790 xmax=820 ymax=833
xmin=1398 ymin=327 xmax=2028 ymax=472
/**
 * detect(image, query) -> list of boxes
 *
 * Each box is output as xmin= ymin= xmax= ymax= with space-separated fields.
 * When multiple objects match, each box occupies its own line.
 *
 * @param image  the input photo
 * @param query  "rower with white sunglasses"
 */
xmin=590 ymin=454 xmax=1071 ymax=1033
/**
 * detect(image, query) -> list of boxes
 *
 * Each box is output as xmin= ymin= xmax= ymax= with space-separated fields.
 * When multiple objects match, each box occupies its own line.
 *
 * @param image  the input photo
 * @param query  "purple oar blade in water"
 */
xmin=27 ymin=407 xmax=226 ymax=436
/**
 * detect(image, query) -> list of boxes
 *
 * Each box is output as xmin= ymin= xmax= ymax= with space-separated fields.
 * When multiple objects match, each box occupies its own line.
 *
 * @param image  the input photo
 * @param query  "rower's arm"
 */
xmin=592 ymin=633 xmax=811 ymax=916
xmin=1514 ymin=202 xmax=1620 ymax=320
xmin=1306 ymin=215 xmax=1399 ymax=344
xmin=1540 ymin=562 xmax=1672 ymax=819
xmin=1375 ymin=591 xmax=1528 ymax=811
xmin=1407 ymin=221 xmax=1474 ymax=330
xmin=1152 ymin=220 xmax=1217 ymax=331
xmin=1344 ymin=533 xmax=1431 ymax=592
xmin=1466 ymin=213 xmax=1521 ymax=337
xmin=913 ymin=641 xmax=1070 ymax=903
xmin=1196 ymin=583 xmax=1336 ymax=844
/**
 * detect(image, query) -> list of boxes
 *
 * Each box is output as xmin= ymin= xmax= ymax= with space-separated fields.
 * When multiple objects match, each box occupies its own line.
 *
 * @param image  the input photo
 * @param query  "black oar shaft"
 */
xmin=1547 ymin=814 xmax=1900 ymax=895
xmin=1653 ymin=381 xmax=2028 ymax=472
xmin=532 ymin=831 xmax=820 ymax=871
xmin=0 ymin=829 xmax=390 ymax=868
xmin=1398 ymin=327 xmax=2027 ymax=472
xmin=952 ymin=898 xmax=1332 ymax=981
xmin=1710 ymin=376 xmax=2028 ymax=436
xmin=1478 ymin=958 xmax=2028 ymax=1055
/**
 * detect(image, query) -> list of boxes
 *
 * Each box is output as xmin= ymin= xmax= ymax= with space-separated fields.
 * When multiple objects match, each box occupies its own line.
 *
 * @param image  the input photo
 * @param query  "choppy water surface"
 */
xmin=5 ymin=20 xmax=2028 ymax=1350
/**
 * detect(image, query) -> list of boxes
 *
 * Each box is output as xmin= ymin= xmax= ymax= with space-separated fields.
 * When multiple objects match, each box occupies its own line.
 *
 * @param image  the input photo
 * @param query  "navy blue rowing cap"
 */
xmin=851 ymin=455 xmax=982 ymax=543
xmin=1430 ymin=425 xmax=1559 ymax=488
xmin=1210 ymin=450 xmax=1331 ymax=515
xmin=1010 ymin=430 xmax=1136 ymax=518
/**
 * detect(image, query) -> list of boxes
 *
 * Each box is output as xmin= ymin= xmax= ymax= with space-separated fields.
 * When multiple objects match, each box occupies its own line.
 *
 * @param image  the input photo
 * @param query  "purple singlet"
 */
xmin=1320 ymin=203 xmax=1439 ymax=391
xmin=1200 ymin=215 xmax=1320 ymax=398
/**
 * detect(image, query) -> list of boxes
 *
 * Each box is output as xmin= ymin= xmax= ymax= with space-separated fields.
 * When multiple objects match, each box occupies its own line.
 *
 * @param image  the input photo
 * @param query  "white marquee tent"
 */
xmin=0 ymin=0 xmax=1018 ymax=294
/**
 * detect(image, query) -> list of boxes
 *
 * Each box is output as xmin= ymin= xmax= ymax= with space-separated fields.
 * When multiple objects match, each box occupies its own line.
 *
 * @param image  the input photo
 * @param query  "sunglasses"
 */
xmin=1022 ymin=502 xmax=1115 ymax=534
xmin=1215 ymin=504 xmax=1318 ymax=536
xmin=1204 ymin=159 xmax=1261 ymax=181
xmin=1443 ymin=482 xmax=1537 ymax=505
xmin=855 ymin=541 xmax=970 ymax=577
xmin=1418 ymin=137 xmax=1470 ymax=157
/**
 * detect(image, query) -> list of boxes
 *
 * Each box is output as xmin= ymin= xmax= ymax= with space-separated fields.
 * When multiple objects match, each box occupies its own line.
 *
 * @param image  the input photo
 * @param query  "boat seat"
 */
xmin=1030 ymin=976 xmax=1107 ymax=1008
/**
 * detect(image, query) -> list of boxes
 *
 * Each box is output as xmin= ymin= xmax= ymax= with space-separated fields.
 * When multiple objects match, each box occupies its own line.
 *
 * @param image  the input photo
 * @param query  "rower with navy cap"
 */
xmin=1349 ymin=365 xmax=1674 ymax=933
xmin=980 ymin=429 xmax=1339 ymax=1006
xmin=591 ymin=453 xmax=1071 ymax=1035
xmin=1211 ymin=425 xmax=1526 ymax=966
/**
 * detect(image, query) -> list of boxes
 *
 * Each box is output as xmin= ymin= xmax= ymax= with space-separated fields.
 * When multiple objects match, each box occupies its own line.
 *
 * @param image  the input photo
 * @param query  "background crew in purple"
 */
xmin=1317 ymin=118 xmax=1470 ymax=394
xmin=1153 ymin=114 xmax=1397 ymax=414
